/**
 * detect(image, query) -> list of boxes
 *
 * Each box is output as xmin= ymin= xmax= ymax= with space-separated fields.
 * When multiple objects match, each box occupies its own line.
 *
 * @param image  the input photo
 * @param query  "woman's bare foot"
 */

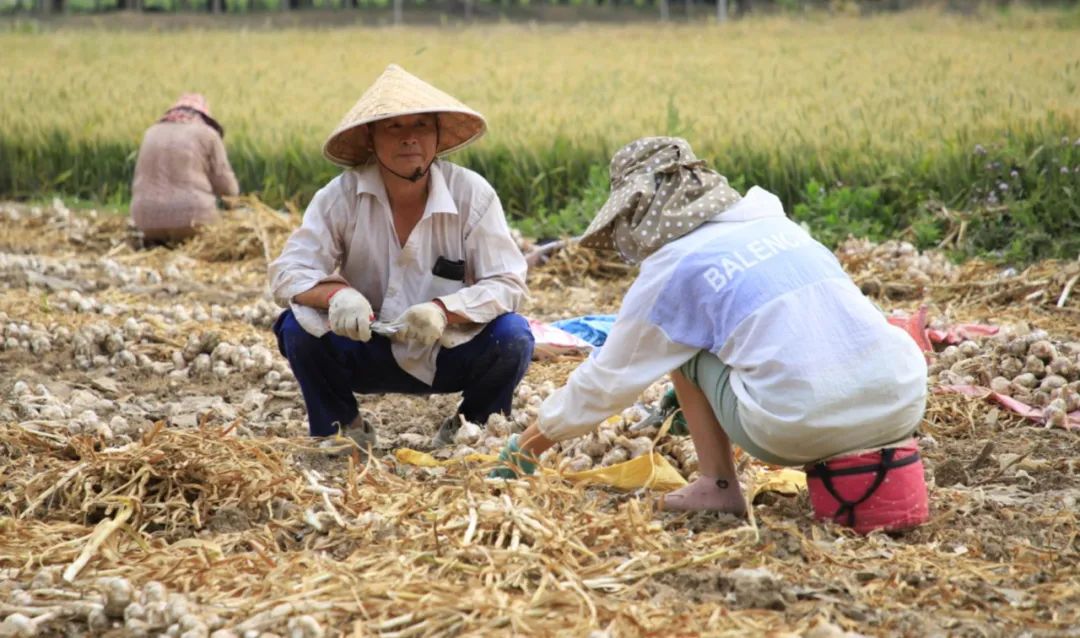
xmin=659 ymin=475 xmax=747 ymax=516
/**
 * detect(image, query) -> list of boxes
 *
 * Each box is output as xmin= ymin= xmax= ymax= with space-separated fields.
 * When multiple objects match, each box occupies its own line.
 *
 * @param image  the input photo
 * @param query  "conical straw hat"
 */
xmin=323 ymin=64 xmax=487 ymax=168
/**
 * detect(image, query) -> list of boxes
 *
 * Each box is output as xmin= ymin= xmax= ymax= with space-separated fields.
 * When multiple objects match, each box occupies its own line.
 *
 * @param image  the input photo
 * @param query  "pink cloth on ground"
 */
xmin=805 ymin=441 xmax=929 ymax=535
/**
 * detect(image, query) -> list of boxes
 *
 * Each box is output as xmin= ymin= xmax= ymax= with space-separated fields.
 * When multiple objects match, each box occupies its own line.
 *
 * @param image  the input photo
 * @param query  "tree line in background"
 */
xmin=6 ymin=0 xmax=1075 ymax=23
xmin=1 ymin=0 xmax=946 ymax=22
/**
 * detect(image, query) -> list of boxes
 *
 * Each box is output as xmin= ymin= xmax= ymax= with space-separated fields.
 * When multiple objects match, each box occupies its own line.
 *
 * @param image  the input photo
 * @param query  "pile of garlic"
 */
xmin=137 ymin=300 xmax=280 ymax=330
xmin=8 ymin=381 xmax=68 ymax=422
xmin=49 ymin=292 xmax=280 ymax=332
xmin=99 ymin=258 xmax=164 ymax=286
xmin=46 ymin=315 xmax=292 ymax=389
xmin=7 ymin=380 xmax=145 ymax=440
xmin=3 ymin=325 xmax=295 ymax=432
xmin=1 ymin=572 xmax=224 ymax=638
xmin=0 ymin=252 xmax=82 ymax=283
xmin=175 ymin=332 xmax=292 ymax=389
xmin=1 ymin=250 xmax=163 ymax=294
xmin=437 ymin=378 xmax=703 ymax=476
xmin=48 ymin=290 xmax=104 ymax=314
xmin=0 ymin=198 xmax=89 ymax=230
xmin=0 ymin=253 xmax=180 ymax=294
xmin=545 ymin=417 xmax=655 ymax=472
xmin=930 ymin=328 xmax=1080 ymax=427
xmin=72 ymin=320 xmax=148 ymax=371
xmin=116 ymin=579 xmax=222 ymax=637
xmin=539 ymin=380 xmax=691 ymax=475
xmin=1 ymin=318 xmax=60 ymax=355
xmin=835 ymin=238 xmax=958 ymax=286
xmin=4 ymin=556 xmax=329 ymax=636
xmin=233 ymin=299 xmax=280 ymax=329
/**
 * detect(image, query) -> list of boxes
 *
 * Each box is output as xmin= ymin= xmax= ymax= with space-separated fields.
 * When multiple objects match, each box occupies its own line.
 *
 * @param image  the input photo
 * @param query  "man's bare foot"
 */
xmin=659 ymin=475 xmax=747 ymax=516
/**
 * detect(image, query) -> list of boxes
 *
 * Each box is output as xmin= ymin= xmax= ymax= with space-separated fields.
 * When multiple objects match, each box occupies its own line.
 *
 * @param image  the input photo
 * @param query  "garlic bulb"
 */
xmin=212 ymin=343 xmax=235 ymax=362
xmin=1028 ymin=340 xmax=1056 ymax=362
xmin=620 ymin=436 xmax=653 ymax=459
xmin=100 ymin=576 xmax=135 ymax=618
xmin=0 ymin=613 xmax=35 ymax=638
xmin=957 ymin=340 xmax=980 ymax=357
xmin=122 ymin=317 xmax=142 ymax=339
xmin=453 ymin=420 xmax=483 ymax=446
xmin=565 ymin=454 xmax=593 ymax=473
xmin=1041 ymin=375 xmax=1067 ymax=391
xmin=113 ymin=350 xmax=137 ymax=367
xmin=287 ymin=615 xmax=324 ymax=638
xmin=600 ymin=447 xmax=629 ymax=467
xmin=1044 ymin=399 xmax=1068 ymax=428
xmin=1023 ymin=356 xmax=1046 ymax=378
xmin=486 ymin=413 xmax=512 ymax=437
xmin=1013 ymin=373 xmax=1038 ymax=389
xmin=989 ymin=377 xmax=1012 ymax=394
xmin=142 ymin=581 xmax=168 ymax=604
xmin=87 ymin=607 xmax=110 ymax=632
xmin=249 ymin=345 xmax=274 ymax=374
xmin=190 ymin=354 xmax=213 ymax=378
xmin=621 ymin=405 xmax=649 ymax=425
xmin=579 ymin=432 xmax=611 ymax=458
xmin=40 ymin=405 xmax=65 ymax=420
xmin=124 ymin=602 xmax=146 ymax=623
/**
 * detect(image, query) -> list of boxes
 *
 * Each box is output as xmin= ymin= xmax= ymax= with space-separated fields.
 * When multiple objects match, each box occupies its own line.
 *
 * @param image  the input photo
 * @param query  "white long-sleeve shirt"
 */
xmin=538 ymin=187 xmax=927 ymax=464
xmin=268 ymin=161 xmax=528 ymax=385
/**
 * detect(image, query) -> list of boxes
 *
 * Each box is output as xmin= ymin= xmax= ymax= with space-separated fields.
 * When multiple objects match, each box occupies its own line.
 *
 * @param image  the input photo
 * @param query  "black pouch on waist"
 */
xmin=432 ymin=256 xmax=466 ymax=281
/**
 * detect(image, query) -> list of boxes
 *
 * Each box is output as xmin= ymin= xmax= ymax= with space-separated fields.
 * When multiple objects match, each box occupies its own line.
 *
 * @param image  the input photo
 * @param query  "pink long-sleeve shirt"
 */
xmin=130 ymin=120 xmax=238 ymax=237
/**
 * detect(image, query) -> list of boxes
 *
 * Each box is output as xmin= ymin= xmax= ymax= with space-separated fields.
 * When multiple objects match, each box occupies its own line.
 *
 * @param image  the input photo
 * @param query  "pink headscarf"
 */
xmin=160 ymin=93 xmax=224 ymax=138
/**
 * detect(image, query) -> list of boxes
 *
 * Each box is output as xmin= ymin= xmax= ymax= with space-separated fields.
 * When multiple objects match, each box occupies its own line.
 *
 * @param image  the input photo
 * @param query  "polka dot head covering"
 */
xmin=579 ymin=137 xmax=742 ymax=264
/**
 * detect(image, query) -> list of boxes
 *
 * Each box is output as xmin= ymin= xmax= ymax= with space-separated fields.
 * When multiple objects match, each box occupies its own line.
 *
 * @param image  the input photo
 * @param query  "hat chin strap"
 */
xmin=371 ymin=117 xmax=440 ymax=184
xmin=376 ymin=155 xmax=435 ymax=183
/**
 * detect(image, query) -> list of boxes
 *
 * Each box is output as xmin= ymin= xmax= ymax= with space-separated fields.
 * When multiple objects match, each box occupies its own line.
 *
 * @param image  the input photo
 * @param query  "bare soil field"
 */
xmin=1 ymin=200 xmax=1078 ymax=637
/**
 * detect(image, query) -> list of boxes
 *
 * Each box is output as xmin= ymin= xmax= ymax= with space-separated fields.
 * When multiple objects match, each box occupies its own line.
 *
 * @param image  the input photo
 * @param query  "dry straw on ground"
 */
xmin=185 ymin=197 xmax=300 ymax=265
xmin=1 ymin=203 xmax=1078 ymax=636
xmin=4 ymin=405 xmax=1075 ymax=637
xmin=3 ymin=395 xmax=1077 ymax=636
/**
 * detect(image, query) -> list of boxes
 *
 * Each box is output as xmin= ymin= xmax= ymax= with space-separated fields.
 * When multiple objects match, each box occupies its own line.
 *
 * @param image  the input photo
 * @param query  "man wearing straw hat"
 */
xmin=269 ymin=64 xmax=533 ymax=452
xmin=491 ymin=137 xmax=931 ymax=535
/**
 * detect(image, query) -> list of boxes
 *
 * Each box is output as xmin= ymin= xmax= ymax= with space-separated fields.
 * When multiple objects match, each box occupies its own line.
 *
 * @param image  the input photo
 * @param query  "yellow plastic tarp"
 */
xmin=395 ymin=448 xmax=810 ymax=496
xmin=394 ymin=448 xmax=689 ymax=492
xmin=749 ymin=467 xmax=806 ymax=499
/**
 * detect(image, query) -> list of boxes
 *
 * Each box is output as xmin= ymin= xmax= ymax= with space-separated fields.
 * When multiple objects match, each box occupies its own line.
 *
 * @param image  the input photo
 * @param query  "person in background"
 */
xmin=492 ymin=137 xmax=930 ymax=535
xmin=268 ymin=65 xmax=533 ymax=453
xmin=130 ymin=93 xmax=239 ymax=246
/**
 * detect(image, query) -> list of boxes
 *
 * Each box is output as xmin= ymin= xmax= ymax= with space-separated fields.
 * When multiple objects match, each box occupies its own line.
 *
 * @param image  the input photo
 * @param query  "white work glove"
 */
xmin=328 ymin=288 xmax=373 ymax=342
xmin=393 ymin=301 xmax=448 ymax=348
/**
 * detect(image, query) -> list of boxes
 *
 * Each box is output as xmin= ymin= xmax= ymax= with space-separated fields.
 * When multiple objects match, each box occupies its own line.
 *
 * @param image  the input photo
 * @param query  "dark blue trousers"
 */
xmin=273 ymin=310 xmax=535 ymax=437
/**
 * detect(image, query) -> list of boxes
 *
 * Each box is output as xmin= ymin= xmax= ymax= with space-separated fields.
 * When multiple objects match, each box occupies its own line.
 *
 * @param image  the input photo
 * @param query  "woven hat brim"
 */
xmin=322 ymin=108 xmax=485 ymax=168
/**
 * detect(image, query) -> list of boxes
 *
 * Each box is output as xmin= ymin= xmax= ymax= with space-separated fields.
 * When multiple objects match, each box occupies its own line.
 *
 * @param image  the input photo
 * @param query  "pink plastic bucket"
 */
xmin=805 ymin=441 xmax=929 ymax=534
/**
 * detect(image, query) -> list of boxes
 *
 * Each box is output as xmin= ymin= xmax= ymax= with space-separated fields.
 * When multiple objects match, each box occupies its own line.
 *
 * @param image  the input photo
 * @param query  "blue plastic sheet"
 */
xmin=551 ymin=314 xmax=617 ymax=347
